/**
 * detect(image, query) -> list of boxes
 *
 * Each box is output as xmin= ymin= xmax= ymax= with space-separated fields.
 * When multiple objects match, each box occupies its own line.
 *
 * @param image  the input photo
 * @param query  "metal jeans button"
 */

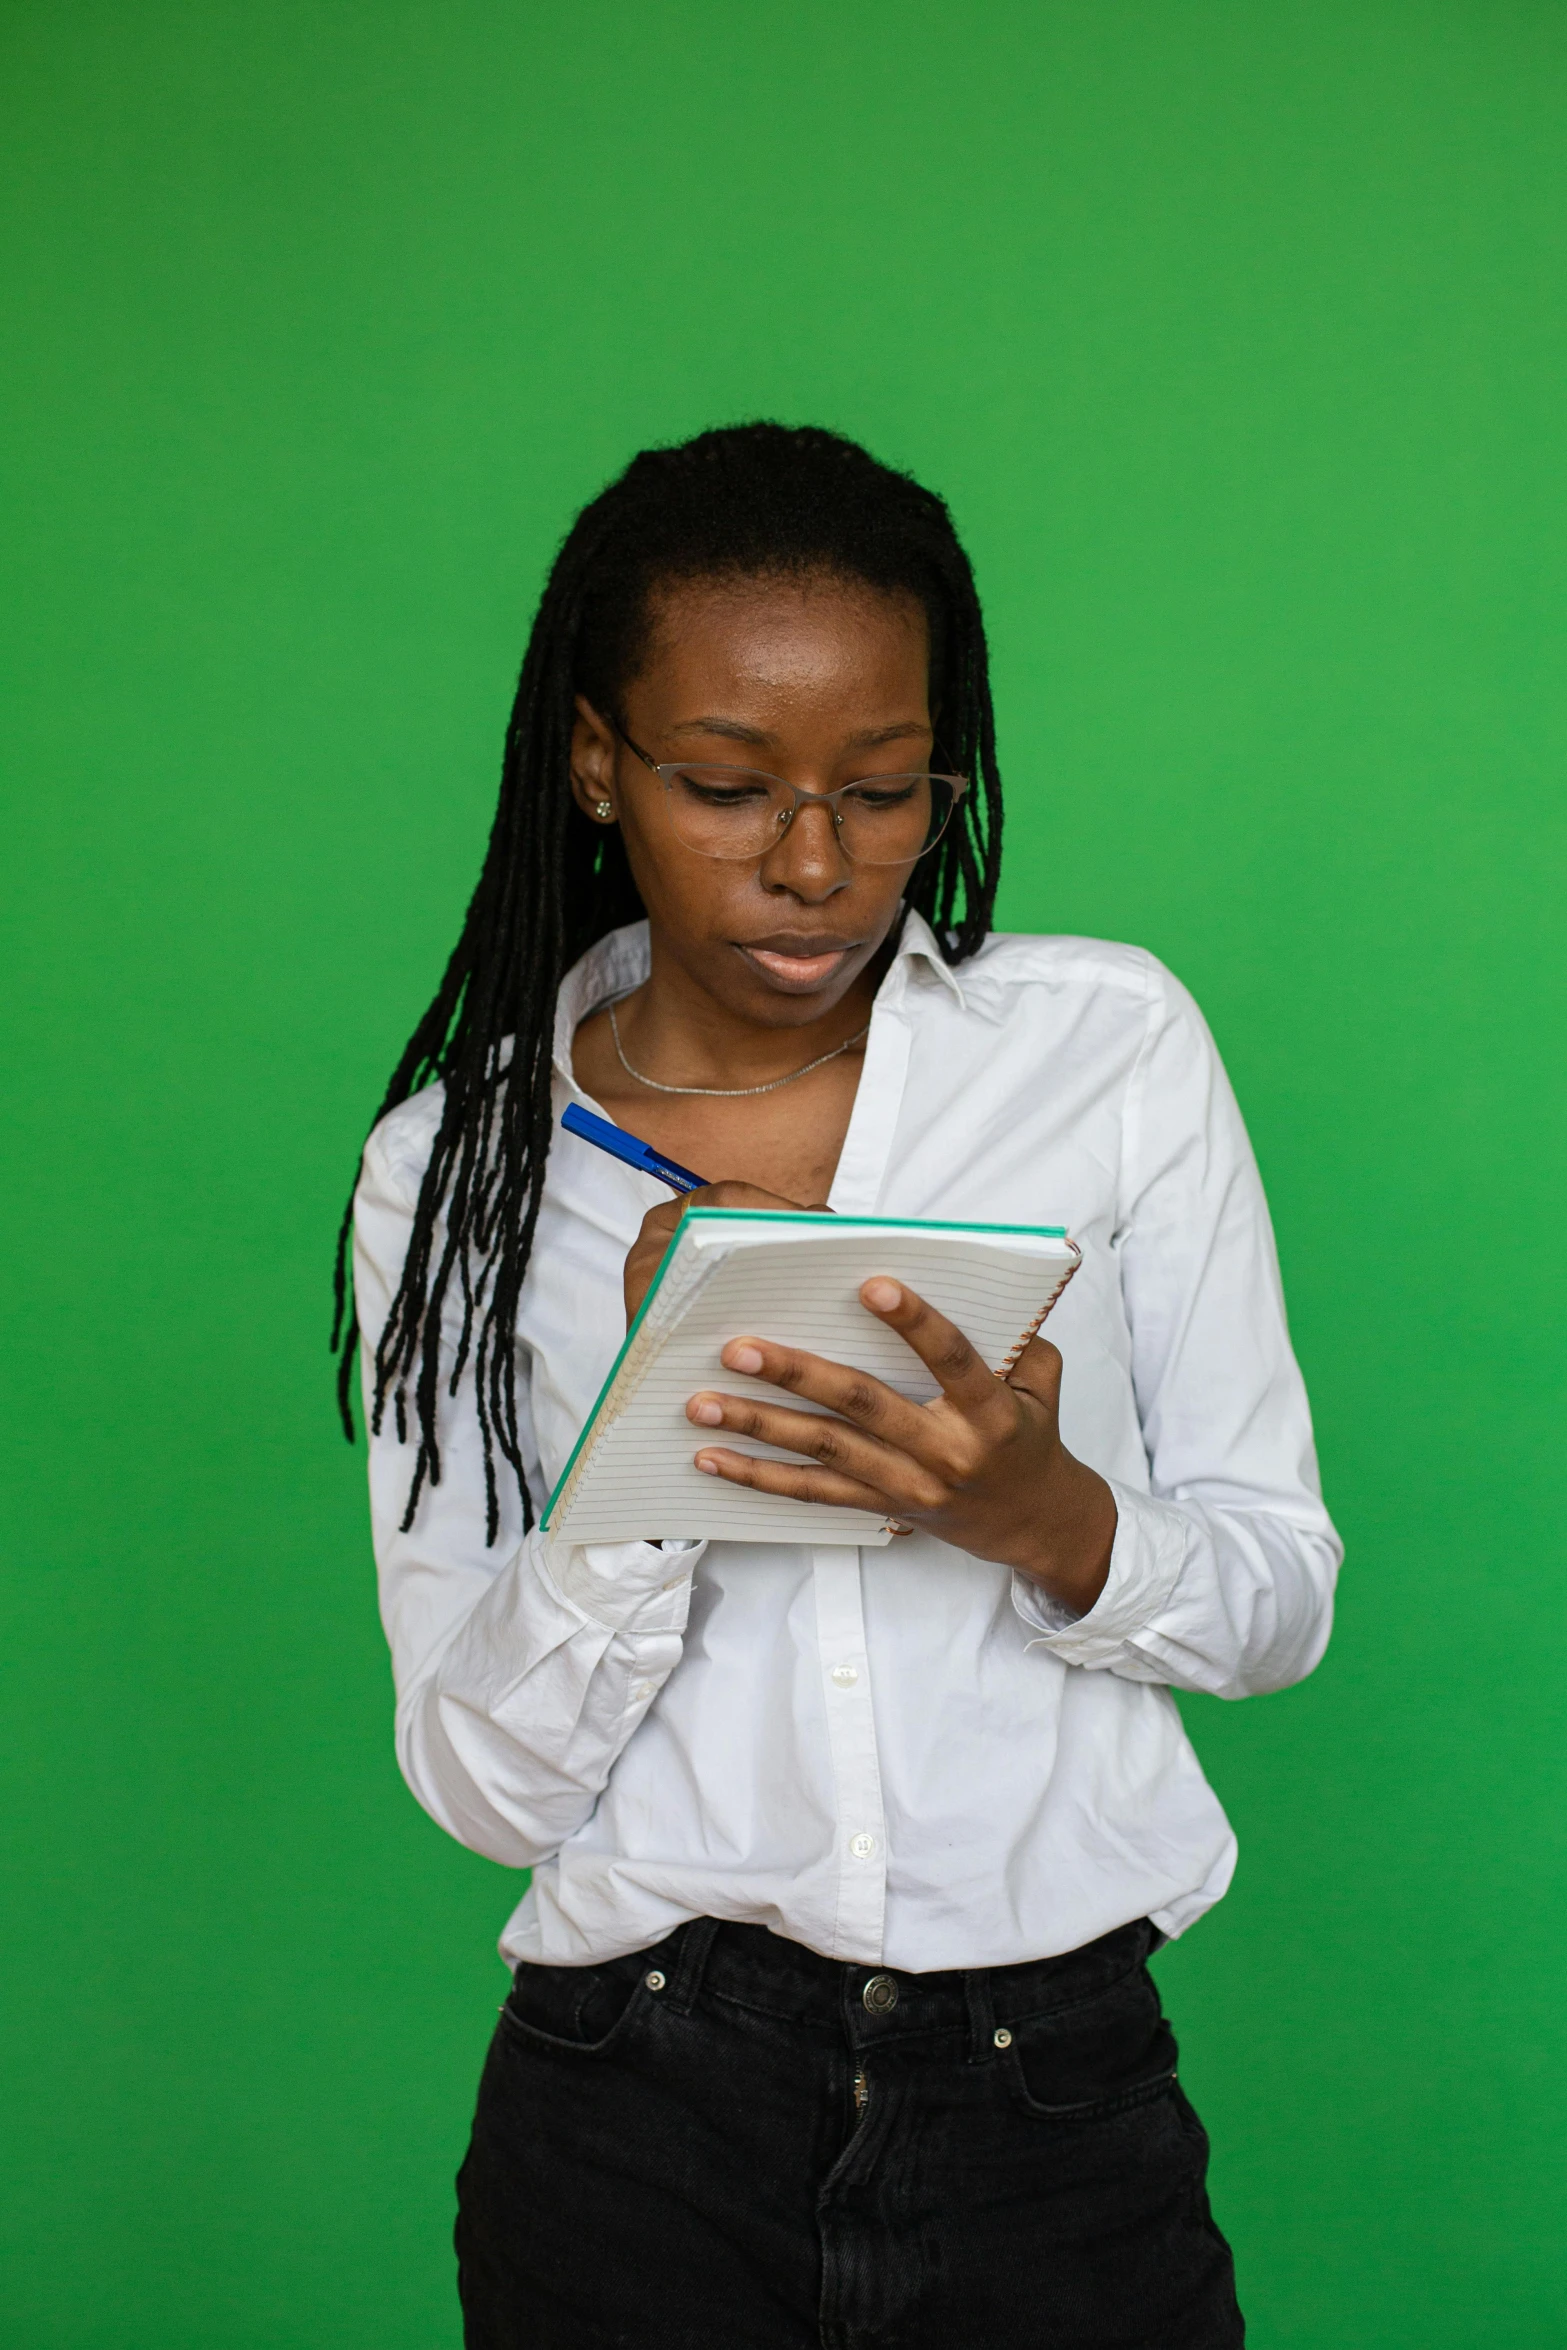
xmin=861 ymin=1972 xmax=900 ymax=2014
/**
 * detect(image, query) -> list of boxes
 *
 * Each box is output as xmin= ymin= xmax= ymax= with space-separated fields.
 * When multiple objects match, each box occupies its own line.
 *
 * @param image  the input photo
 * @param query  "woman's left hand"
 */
xmin=685 ymin=1278 xmax=1117 ymax=1616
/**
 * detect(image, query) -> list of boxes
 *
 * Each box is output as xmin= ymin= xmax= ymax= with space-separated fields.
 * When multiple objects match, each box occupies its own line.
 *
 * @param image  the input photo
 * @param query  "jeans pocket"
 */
xmin=498 ymin=1948 xmax=654 ymax=2058
xmin=1003 ymin=1960 xmax=1180 ymax=2122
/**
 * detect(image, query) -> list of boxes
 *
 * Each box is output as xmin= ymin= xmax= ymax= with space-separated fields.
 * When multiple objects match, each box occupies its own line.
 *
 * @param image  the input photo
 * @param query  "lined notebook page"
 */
xmin=547 ymin=1216 xmax=1079 ymax=1546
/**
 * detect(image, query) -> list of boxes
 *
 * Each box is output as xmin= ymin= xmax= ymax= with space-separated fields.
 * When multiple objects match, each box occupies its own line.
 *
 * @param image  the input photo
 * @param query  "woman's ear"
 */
xmin=569 ymin=696 xmax=619 ymax=824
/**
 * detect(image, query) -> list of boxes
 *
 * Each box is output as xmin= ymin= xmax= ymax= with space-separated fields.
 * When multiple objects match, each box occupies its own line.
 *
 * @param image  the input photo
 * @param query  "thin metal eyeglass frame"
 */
xmin=612 ymin=722 xmax=968 ymax=865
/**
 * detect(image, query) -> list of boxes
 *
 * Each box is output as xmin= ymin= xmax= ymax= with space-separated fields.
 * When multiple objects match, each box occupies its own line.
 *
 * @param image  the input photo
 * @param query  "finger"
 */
xmin=685 ymin=1181 xmax=831 ymax=1214
xmin=685 ymin=1392 xmax=947 ymax=1512
xmin=713 ymin=1335 xmax=939 ymax=1457
xmin=623 ymin=1196 xmax=688 ymax=1322
xmin=634 ymin=1196 xmax=684 ymax=1249
xmin=691 ymin=1444 xmax=900 ymax=1519
xmin=857 ymin=1279 xmax=1008 ymax=1413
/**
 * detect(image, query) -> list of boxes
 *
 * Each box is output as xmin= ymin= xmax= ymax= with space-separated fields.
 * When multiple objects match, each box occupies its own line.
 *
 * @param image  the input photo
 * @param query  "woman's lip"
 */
xmin=740 ymin=943 xmax=856 ymax=990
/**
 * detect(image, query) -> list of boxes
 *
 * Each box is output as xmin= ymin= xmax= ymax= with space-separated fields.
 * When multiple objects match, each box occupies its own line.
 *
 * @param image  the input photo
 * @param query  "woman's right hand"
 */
xmin=623 ymin=1182 xmax=828 ymax=1328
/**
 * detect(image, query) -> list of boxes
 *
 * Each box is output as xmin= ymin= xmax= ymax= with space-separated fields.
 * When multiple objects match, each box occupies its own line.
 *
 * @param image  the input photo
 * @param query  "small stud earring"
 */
xmin=595 ymin=799 xmax=613 ymax=820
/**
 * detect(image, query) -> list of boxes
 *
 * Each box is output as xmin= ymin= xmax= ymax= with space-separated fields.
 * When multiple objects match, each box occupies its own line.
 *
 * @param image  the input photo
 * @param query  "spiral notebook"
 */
xmin=542 ymin=1209 xmax=1082 ymax=1547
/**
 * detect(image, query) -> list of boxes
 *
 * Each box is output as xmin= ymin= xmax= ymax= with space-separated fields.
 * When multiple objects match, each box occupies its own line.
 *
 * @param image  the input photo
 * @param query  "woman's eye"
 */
xmin=688 ymin=783 xmax=768 ymax=808
xmin=848 ymin=779 xmax=920 ymax=810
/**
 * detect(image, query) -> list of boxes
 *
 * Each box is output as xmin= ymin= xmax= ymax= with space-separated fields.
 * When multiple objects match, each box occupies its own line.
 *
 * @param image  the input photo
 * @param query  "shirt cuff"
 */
xmin=540 ymin=1535 xmax=706 ymax=1635
xmin=1010 ymin=1480 xmax=1190 ymax=1668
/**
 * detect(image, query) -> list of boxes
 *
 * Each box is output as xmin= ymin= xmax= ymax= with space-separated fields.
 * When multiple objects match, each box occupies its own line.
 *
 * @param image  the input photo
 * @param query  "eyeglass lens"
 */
xmin=662 ymin=768 xmax=957 ymax=865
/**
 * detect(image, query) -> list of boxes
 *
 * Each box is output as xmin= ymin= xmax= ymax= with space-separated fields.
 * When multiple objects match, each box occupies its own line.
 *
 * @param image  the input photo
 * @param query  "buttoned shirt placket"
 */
xmin=811 ymin=950 xmax=958 ymax=1961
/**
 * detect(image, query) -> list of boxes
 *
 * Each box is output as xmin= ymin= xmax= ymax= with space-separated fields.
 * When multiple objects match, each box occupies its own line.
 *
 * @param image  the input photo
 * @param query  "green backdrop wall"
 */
xmin=3 ymin=3 xmax=1564 ymax=2343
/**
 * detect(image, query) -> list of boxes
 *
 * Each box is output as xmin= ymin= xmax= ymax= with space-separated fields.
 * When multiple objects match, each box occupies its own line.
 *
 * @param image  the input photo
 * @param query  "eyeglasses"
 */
xmin=614 ymin=724 xmax=967 ymax=867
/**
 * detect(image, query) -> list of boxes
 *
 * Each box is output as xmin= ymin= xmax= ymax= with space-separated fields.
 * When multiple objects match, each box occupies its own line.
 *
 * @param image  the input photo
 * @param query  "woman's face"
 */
xmin=569 ymin=573 xmax=934 ymax=1030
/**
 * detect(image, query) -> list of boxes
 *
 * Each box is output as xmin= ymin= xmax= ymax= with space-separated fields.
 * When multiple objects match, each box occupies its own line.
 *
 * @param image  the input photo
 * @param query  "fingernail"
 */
xmin=723 ymin=1342 xmax=765 ymax=1374
xmin=694 ymin=1455 xmax=719 ymax=1475
xmin=862 ymin=1278 xmax=901 ymax=1311
xmin=688 ymin=1398 xmax=723 ymax=1426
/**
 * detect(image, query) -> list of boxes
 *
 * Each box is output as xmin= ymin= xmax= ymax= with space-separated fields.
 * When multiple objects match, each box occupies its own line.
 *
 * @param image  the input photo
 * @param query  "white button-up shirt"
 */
xmin=354 ymin=913 xmax=1341 ymax=1972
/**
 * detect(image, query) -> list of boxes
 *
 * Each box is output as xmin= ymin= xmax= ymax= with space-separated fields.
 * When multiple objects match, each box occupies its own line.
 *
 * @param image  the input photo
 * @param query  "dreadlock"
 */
xmin=332 ymin=422 xmax=1005 ymax=1541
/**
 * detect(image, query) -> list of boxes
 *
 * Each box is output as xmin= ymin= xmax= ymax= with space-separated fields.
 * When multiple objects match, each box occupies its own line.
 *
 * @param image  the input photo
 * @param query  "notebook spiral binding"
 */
xmin=996 ymin=1240 xmax=1083 ymax=1377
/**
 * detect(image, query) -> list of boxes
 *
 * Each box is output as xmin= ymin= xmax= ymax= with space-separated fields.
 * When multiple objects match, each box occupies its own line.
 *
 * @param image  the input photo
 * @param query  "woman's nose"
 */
xmin=758 ymin=797 xmax=852 ymax=897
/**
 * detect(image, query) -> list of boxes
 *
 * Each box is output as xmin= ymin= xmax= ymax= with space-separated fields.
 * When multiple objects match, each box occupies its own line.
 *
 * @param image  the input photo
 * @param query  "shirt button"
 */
xmin=862 ymin=1972 xmax=899 ymax=2014
xmin=849 ymin=1831 xmax=877 ymax=1860
xmin=632 ymin=1680 xmax=657 ymax=1701
xmin=830 ymin=1664 xmax=859 ymax=1687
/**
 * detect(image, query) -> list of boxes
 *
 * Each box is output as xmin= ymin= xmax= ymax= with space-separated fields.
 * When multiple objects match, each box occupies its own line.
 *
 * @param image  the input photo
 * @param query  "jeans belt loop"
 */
xmin=963 ymin=1965 xmax=999 ymax=2064
xmin=664 ymin=1917 xmax=720 ymax=2017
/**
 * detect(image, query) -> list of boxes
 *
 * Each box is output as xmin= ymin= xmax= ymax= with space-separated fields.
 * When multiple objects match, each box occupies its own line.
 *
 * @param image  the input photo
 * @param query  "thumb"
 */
xmin=1005 ymin=1335 xmax=1064 ymax=1415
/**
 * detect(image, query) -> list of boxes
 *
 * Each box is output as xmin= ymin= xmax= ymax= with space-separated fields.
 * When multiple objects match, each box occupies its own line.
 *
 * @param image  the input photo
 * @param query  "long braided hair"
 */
xmin=332 ymin=423 xmax=1005 ymax=1541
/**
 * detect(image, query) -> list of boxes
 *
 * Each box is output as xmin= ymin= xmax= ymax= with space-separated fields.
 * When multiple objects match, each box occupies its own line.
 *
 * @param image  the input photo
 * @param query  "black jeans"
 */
xmin=456 ymin=1916 xmax=1243 ymax=2349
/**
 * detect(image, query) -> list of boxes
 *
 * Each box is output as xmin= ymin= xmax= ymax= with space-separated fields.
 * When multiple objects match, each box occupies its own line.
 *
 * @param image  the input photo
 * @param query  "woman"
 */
xmin=341 ymin=423 xmax=1341 ymax=2348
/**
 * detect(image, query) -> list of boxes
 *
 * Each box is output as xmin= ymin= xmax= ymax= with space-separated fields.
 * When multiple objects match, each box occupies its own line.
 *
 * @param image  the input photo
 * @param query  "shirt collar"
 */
xmin=552 ymin=923 xmax=651 ymax=1087
xmin=552 ymin=905 xmax=967 ymax=1086
xmin=885 ymin=906 xmax=969 ymax=1010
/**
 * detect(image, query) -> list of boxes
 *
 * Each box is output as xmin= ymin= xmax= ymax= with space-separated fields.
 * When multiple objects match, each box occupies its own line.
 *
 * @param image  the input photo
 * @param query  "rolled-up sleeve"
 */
xmin=1013 ymin=965 xmax=1342 ymax=1698
xmin=353 ymin=1110 xmax=704 ymax=1868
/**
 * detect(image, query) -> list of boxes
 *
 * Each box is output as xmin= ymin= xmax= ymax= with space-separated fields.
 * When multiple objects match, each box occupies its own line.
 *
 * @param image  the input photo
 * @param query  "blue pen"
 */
xmin=561 ymin=1101 xmax=707 ymax=1195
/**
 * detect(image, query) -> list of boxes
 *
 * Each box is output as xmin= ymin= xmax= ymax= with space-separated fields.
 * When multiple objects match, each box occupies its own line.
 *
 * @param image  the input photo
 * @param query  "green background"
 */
xmin=3 ymin=2 xmax=1564 ymax=2342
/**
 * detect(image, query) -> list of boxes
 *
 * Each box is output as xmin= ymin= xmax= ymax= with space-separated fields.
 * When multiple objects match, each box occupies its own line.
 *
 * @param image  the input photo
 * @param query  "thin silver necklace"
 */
xmin=608 ymin=1001 xmax=871 ymax=1098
